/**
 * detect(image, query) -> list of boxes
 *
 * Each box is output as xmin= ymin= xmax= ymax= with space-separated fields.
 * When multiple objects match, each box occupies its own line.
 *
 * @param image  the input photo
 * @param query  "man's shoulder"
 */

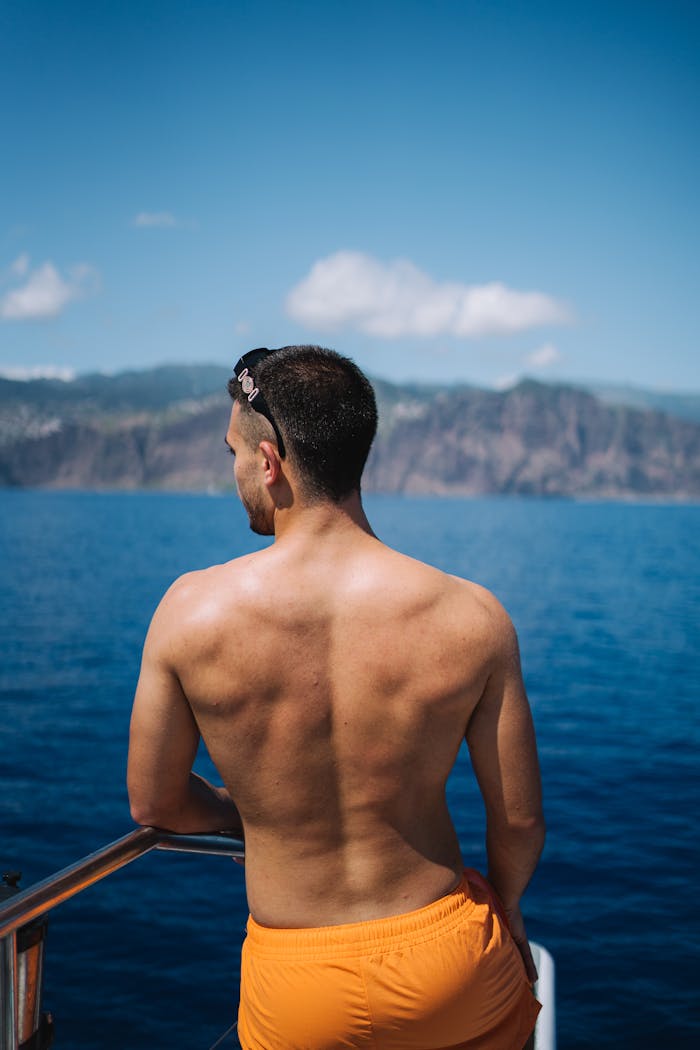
xmin=446 ymin=573 xmax=509 ymax=620
xmin=378 ymin=546 xmax=513 ymax=636
xmin=150 ymin=552 xmax=264 ymax=637
xmin=436 ymin=571 xmax=519 ymax=661
xmin=457 ymin=579 xmax=521 ymax=672
xmin=386 ymin=547 xmax=500 ymax=610
xmin=162 ymin=554 xmax=246 ymax=598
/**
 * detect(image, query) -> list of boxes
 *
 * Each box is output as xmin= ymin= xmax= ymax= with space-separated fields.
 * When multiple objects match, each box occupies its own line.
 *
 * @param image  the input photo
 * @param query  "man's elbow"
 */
xmin=129 ymin=798 xmax=157 ymax=828
xmin=523 ymin=813 xmax=546 ymax=853
xmin=511 ymin=810 xmax=546 ymax=837
xmin=129 ymin=793 xmax=161 ymax=828
xmin=129 ymin=801 xmax=189 ymax=832
xmin=493 ymin=811 xmax=546 ymax=851
xmin=516 ymin=813 xmax=546 ymax=861
xmin=128 ymin=784 xmax=178 ymax=830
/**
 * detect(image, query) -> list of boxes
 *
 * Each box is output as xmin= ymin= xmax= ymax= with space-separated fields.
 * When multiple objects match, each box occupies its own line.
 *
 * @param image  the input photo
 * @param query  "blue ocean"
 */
xmin=1 ymin=490 xmax=698 ymax=1049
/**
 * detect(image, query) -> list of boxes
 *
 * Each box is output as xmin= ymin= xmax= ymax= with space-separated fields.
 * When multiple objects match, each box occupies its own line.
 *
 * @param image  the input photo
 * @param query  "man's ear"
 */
xmin=259 ymin=440 xmax=282 ymax=487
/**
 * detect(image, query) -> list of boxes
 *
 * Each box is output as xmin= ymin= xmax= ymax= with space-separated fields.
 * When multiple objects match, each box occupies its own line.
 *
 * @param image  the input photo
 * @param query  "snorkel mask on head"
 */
xmin=232 ymin=347 xmax=286 ymax=458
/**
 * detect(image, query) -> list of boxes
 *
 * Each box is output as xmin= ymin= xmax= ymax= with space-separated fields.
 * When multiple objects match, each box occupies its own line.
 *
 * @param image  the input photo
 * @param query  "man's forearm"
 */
xmin=131 ymin=772 xmax=243 ymax=836
xmin=181 ymin=772 xmax=243 ymax=834
xmin=485 ymin=817 xmax=545 ymax=911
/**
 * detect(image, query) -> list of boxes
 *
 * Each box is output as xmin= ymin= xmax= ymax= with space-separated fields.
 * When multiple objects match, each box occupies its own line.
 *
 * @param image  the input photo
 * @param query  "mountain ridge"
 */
xmin=1 ymin=364 xmax=698 ymax=499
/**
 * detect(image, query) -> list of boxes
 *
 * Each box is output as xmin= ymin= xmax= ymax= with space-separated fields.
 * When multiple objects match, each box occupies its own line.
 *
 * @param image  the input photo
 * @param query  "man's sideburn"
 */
xmin=236 ymin=459 xmax=274 ymax=536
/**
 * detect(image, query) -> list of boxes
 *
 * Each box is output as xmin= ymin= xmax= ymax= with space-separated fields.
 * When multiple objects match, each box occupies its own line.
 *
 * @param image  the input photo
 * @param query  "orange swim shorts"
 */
xmin=237 ymin=868 xmax=541 ymax=1049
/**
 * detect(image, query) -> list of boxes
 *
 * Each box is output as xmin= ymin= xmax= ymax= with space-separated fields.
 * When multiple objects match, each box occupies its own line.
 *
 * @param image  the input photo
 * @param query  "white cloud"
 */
xmin=526 ymin=343 xmax=561 ymax=368
xmin=286 ymin=251 xmax=572 ymax=339
xmin=132 ymin=211 xmax=178 ymax=228
xmin=0 ymin=260 xmax=97 ymax=321
xmin=0 ymin=364 xmax=75 ymax=381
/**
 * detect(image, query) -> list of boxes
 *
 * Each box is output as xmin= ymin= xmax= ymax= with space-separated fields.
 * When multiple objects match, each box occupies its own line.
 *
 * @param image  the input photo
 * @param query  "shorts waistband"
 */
xmin=244 ymin=869 xmax=490 ymax=960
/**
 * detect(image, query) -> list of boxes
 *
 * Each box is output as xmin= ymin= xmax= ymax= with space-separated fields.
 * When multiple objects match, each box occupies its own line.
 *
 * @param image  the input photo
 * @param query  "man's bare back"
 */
xmin=131 ymin=522 xmax=524 ymax=927
xmin=128 ymin=346 xmax=544 ymax=1047
xmin=129 ymin=507 xmax=541 ymax=934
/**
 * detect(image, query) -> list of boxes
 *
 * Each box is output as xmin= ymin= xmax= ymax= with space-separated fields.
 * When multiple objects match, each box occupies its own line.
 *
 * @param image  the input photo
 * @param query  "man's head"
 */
xmin=227 ymin=345 xmax=377 ymax=507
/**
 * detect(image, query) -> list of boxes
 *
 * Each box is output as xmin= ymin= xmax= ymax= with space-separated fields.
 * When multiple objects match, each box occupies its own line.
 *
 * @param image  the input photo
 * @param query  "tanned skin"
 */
xmin=128 ymin=401 xmax=545 ymax=990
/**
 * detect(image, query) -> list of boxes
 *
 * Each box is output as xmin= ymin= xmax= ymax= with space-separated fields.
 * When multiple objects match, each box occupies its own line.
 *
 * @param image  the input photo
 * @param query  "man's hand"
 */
xmin=505 ymin=903 xmax=538 ymax=984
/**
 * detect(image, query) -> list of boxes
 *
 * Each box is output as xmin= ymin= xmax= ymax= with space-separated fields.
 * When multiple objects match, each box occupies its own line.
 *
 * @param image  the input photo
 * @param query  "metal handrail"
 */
xmin=0 ymin=827 xmax=245 ymax=1050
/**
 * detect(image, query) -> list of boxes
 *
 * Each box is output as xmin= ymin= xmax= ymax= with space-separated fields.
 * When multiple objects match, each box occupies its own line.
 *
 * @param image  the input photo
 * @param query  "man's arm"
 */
xmin=466 ymin=598 xmax=545 ymax=979
xmin=127 ymin=586 xmax=242 ymax=835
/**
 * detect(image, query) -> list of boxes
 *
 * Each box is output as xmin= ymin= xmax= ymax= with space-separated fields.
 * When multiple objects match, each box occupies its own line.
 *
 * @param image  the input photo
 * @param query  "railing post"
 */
xmin=0 ymin=830 xmax=244 ymax=1049
xmin=0 ymin=932 xmax=19 ymax=1050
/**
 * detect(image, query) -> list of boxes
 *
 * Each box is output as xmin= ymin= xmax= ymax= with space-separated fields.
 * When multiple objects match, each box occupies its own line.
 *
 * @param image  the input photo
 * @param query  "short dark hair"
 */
xmin=228 ymin=345 xmax=377 ymax=502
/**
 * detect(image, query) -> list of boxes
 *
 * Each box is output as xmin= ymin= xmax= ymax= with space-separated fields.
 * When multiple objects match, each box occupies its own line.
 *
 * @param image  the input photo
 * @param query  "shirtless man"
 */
xmin=128 ymin=345 xmax=545 ymax=1049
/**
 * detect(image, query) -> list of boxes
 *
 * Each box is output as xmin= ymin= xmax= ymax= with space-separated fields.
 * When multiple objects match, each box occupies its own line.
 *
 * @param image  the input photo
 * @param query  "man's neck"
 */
xmin=272 ymin=490 xmax=376 ymax=544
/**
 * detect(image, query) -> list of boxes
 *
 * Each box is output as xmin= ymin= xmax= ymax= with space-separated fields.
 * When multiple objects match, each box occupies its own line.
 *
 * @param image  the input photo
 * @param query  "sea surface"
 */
xmin=1 ymin=490 xmax=698 ymax=1049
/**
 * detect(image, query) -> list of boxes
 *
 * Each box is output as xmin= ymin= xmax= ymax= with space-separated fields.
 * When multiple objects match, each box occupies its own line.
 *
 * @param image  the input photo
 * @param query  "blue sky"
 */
xmin=1 ymin=0 xmax=698 ymax=389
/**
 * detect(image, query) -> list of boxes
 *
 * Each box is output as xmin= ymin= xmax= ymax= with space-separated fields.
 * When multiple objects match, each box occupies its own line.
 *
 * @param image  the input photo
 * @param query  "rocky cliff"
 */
xmin=1 ymin=366 xmax=698 ymax=499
